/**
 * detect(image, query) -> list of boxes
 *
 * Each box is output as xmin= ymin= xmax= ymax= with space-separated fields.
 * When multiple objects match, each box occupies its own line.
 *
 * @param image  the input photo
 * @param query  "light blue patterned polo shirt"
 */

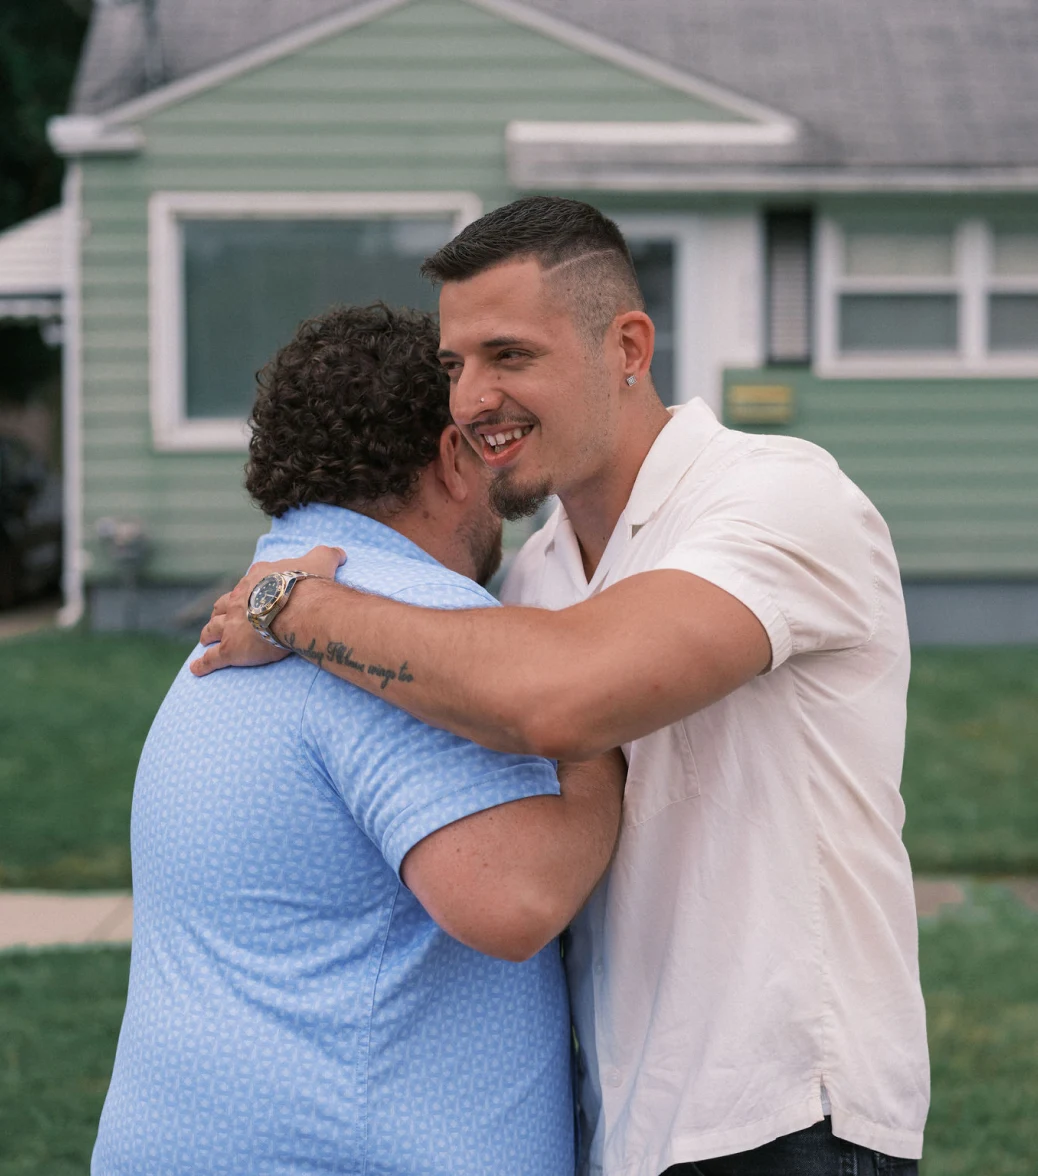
xmin=93 ymin=504 xmax=574 ymax=1176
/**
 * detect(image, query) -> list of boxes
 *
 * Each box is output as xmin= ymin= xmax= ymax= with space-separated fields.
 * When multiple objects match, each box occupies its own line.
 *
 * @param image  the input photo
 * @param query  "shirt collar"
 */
xmin=623 ymin=398 xmax=724 ymax=530
xmin=540 ymin=398 xmax=723 ymax=584
xmin=265 ymin=502 xmax=440 ymax=567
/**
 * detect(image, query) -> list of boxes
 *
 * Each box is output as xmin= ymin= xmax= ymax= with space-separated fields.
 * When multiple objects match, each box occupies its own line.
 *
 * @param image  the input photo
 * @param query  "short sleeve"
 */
xmin=656 ymin=452 xmax=878 ymax=671
xmin=302 ymin=576 xmax=560 ymax=876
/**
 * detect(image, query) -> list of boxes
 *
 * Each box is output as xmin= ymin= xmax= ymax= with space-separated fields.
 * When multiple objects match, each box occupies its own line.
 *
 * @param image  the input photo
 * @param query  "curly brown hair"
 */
xmin=245 ymin=303 xmax=450 ymax=518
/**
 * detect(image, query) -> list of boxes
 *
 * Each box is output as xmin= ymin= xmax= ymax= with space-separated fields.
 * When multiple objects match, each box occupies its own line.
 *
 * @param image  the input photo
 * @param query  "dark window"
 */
xmin=629 ymin=240 xmax=676 ymax=406
xmin=181 ymin=218 xmax=454 ymax=420
xmin=765 ymin=211 xmax=813 ymax=365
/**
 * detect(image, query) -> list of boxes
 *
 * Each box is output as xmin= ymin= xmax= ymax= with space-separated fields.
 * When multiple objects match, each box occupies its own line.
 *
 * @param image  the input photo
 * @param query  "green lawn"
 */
xmin=3 ymin=635 xmax=1036 ymax=887
xmin=0 ymin=948 xmax=130 ymax=1176
xmin=0 ymin=630 xmax=193 ymax=889
xmin=0 ymin=885 xmax=1034 ymax=1175
xmin=902 ymin=648 xmax=1038 ymax=874
xmin=920 ymin=883 xmax=1038 ymax=1175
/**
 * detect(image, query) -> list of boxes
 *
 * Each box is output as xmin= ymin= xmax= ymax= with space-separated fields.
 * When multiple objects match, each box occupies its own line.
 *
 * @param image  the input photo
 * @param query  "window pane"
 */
xmin=839 ymin=294 xmax=958 ymax=353
xmin=843 ymin=231 xmax=954 ymax=277
xmin=989 ymin=294 xmax=1038 ymax=351
xmin=629 ymin=240 xmax=675 ymax=405
xmin=991 ymin=233 xmax=1038 ymax=277
xmin=182 ymin=218 xmax=453 ymax=419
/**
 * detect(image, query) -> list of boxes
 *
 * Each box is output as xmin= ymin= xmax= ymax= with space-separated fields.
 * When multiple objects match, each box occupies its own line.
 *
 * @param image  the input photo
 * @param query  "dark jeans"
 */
xmin=661 ymin=1117 xmax=918 ymax=1176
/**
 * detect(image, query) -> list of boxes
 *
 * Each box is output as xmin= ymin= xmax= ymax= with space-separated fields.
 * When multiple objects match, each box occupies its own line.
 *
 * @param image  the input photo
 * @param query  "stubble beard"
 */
xmin=461 ymin=507 xmax=505 ymax=588
xmin=488 ymin=469 xmax=555 ymax=522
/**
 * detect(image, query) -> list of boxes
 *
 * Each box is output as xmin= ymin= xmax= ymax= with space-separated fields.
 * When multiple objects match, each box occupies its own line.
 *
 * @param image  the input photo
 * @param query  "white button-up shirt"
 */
xmin=502 ymin=400 xmax=929 ymax=1174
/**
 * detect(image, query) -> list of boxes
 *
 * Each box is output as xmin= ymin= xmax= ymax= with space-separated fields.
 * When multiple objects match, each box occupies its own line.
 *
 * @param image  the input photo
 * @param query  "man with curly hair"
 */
xmin=92 ymin=302 xmax=625 ymax=1176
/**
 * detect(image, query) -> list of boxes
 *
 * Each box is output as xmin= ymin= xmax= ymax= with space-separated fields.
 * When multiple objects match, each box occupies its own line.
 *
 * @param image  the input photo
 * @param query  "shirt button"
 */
xmin=606 ymin=1068 xmax=622 ymax=1087
xmin=594 ymin=961 xmax=604 ymax=976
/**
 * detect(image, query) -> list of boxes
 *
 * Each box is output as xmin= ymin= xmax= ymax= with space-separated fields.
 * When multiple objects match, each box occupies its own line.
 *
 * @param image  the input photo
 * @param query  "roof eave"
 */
xmin=47 ymin=115 xmax=145 ymax=158
xmin=509 ymin=162 xmax=1038 ymax=194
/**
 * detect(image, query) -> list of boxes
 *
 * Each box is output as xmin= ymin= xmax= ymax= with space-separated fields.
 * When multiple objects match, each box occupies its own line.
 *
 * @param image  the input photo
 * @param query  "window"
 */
xmin=628 ymin=238 xmax=677 ymax=405
xmin=765 ymin=211 xmax=812 ymax=364
xmin=149 ymin=192 xmax=481 ymax=450
xmin=817 ymin=219 xmax=1038 ymax=375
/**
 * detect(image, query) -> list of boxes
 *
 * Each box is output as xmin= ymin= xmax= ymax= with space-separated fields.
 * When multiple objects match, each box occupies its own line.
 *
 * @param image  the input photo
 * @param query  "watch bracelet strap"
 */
xmin=253 ymin=570 xmax=324 ymax=650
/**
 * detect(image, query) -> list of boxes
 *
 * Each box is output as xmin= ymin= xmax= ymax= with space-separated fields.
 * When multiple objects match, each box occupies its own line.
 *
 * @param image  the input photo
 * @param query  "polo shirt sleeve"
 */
xmin=301 ymin=579 xmax=561 ymax=877
xmin=655 ymin=450 xmax=879 ymax=671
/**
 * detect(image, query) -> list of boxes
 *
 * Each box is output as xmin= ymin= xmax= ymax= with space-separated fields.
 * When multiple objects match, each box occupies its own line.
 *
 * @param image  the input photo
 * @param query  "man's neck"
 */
xmin=562 ymin=399 xmax=672 ymax=581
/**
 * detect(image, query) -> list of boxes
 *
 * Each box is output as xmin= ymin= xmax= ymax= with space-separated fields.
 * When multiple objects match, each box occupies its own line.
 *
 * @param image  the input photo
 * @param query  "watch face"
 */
xmin=249 ymin=574 xmax=284 ymax=615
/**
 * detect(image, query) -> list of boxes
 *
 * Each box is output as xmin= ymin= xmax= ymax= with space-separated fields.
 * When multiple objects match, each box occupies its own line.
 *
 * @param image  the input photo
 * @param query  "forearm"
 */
xmin=270 ymin=569 xmax=768 ymax=759
xmin=271 ymin=577 xmax=580 ymax=755
xmin=402 ymin=751 xmax=625 ymax=961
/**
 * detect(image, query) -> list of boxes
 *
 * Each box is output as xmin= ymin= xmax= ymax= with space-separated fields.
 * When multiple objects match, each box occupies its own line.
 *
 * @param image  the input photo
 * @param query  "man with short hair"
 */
xmin=197 ymin=199 xmax=930 ymax=1176
xmin=93 ymin=302 xmax=625 ymax=1176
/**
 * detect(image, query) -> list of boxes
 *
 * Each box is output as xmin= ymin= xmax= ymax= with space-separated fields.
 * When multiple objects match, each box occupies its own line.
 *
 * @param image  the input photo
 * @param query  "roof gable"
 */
xmin=68 ymin=0 xmax=794 ymax=135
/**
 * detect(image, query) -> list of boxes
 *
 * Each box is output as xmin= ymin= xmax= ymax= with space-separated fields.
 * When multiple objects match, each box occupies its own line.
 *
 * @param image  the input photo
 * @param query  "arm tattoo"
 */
xmin=282 ymin=632 xmax=415 ymax=691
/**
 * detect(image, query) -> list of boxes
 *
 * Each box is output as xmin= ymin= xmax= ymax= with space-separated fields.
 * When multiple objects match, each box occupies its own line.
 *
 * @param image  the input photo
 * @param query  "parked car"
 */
xmin=0 ymin=435 xmax=62 ymax=609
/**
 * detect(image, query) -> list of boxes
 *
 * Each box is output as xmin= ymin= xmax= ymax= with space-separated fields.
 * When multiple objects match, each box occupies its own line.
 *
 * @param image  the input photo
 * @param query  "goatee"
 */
xmin=489 ymin=473 xmax=554 ymax=522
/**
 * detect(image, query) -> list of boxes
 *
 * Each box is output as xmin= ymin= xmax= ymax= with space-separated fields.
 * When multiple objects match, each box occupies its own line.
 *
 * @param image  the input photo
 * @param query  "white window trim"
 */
xmin=149 ymin=191 xmax=482 ymax=452
xmin=815 ymin=216 xmax=1038 ymax=378
xmin=613 ymin=215 xmax=704 ymax=407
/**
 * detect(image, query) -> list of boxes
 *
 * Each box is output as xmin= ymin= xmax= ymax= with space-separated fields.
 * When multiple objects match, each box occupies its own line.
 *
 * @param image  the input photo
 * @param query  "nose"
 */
xmin=450 ymin=365 xmax=503 ymax=427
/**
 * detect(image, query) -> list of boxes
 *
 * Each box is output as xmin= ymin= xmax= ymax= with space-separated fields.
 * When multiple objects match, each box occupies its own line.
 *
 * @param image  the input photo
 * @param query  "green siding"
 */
xmin=722 ymin=370 xmax=1038 ymax=578
xmin=78 ymin=0 xmax=749 ymax=583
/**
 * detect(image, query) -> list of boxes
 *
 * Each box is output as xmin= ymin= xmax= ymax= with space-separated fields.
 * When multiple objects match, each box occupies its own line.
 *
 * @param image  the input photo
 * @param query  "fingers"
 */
xmin=190 ymin=641 xmax=228 ymax=677
xmin=294 ymin=545 xmax=347 ymax=578
xmin=199 ymin=612 xmax=226 ymax=648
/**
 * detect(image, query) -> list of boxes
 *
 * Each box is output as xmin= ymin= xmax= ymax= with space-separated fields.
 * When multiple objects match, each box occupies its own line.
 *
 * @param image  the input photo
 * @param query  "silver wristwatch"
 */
xmin=246 ymin=570 xmax=321 ymax=650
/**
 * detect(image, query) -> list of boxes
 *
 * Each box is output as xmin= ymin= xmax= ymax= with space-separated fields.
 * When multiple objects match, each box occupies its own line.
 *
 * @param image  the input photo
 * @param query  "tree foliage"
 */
xmin=0 ymin=0 xmax=88 ymax=233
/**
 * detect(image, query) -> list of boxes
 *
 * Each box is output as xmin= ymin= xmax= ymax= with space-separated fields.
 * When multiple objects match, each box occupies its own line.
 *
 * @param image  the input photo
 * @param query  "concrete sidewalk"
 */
xmin=0 ymin=891 xmax=133 ymax=950
xmin=1 ymin=879 xmax=1035 ymax=952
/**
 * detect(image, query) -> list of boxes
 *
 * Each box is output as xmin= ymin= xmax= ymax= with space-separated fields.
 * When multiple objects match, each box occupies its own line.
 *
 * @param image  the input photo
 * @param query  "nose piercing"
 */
xmin=625 ymin=375 xmax=637 ymax=386
xmin=480 ymin=397 xmax=485 ymax=403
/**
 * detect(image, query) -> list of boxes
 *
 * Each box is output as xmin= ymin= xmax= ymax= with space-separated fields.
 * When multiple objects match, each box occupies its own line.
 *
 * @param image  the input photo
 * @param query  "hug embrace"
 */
xmin=94 ymin=197 xmax=928 ymax=1176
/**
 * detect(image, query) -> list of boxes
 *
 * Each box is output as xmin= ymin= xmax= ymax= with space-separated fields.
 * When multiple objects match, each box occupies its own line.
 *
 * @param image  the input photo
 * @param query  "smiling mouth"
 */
xmin=478 ymin=424 xmax=534 ymax=458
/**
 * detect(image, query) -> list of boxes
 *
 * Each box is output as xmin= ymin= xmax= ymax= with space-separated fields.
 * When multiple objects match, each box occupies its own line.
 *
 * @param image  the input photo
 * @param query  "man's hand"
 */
xmin=190 ymin=545 xmax=345 ymax=677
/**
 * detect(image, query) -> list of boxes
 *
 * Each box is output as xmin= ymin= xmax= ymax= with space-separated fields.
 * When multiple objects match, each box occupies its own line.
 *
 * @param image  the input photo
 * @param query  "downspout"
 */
xmin=58 ymin=163 xmax=85 ymax=628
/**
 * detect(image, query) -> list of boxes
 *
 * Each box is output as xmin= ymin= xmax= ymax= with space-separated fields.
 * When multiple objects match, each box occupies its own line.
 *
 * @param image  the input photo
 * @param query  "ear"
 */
xmin=615 ymin=310 xmax=655 ymax=386
xmin=433 ymin=424 xmax=471 ymax=504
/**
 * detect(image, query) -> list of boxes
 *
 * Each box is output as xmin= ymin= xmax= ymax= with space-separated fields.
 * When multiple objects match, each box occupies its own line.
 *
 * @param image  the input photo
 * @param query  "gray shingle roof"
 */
xmin=71 ymin=0 xmax=1038 ymax=169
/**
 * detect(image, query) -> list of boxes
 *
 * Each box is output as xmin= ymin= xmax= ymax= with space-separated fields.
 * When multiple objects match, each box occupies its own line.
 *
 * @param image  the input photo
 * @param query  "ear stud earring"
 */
xmin=625 ymin=375 xmax=637 ymax=387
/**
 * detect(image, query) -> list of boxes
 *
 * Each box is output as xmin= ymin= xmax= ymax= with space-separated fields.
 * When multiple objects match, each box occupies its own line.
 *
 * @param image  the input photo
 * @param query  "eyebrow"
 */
xmin=438 ymin=336 xmax=531 ymax=360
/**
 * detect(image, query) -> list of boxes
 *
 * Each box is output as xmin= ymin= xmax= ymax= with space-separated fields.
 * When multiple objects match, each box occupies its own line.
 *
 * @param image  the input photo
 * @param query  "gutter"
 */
xmin=58 ymin=164 xmax=85 ymax=628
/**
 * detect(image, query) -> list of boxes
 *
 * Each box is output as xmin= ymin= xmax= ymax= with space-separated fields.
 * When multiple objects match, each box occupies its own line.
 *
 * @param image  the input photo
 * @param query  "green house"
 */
xmin=30 ymin=0 xmax=1038 ymax=640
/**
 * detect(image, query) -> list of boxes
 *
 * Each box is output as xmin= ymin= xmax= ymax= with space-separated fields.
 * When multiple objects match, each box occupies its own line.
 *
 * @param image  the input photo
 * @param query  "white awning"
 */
xmin=0 ymin=207 xmax=64 ymax=321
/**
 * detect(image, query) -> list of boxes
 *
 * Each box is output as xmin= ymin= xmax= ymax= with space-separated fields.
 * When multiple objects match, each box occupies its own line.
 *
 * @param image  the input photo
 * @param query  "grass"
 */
xmin=0 ymin=885 xmax=1033 ymax=1174
xmin=0 ymin=630 xmax=193 ymax=890
xmin=0 ymin=948 xmax=130 ymax=1176
xmin=902 ymin=648 xmax=1038 ymax=874
xmin=0 ymin=635 xmax=1035 ymax=886
xmin=920 ymin=883 xmax=1038 ymax=1175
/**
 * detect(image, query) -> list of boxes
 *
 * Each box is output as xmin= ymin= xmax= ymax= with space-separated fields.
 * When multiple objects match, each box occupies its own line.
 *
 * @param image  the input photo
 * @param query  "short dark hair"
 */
xmin=245 ymin=303 xmax=450 ymax=518
xmin=421 ymin=196 xmax=644 ymax=340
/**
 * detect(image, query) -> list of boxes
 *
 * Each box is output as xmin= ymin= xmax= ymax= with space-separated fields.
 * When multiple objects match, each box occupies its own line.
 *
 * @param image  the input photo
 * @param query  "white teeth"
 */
xmin=495 ymin=433 xmax=507 ymax=446
xmin=512 ymin=429 xmax=524 ymax=440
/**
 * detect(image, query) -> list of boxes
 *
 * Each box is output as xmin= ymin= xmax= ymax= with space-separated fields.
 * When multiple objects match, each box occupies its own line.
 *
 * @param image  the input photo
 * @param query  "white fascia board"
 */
xmin=468 ymin=0 xmax=799 ymax=137
xmin=47 ymin=115 xmax=145 ymax=157
xmin=508 ymin=121 xmax=797 ymax=148
xmin=514 ymin=166 xmax=1038 ymax=193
